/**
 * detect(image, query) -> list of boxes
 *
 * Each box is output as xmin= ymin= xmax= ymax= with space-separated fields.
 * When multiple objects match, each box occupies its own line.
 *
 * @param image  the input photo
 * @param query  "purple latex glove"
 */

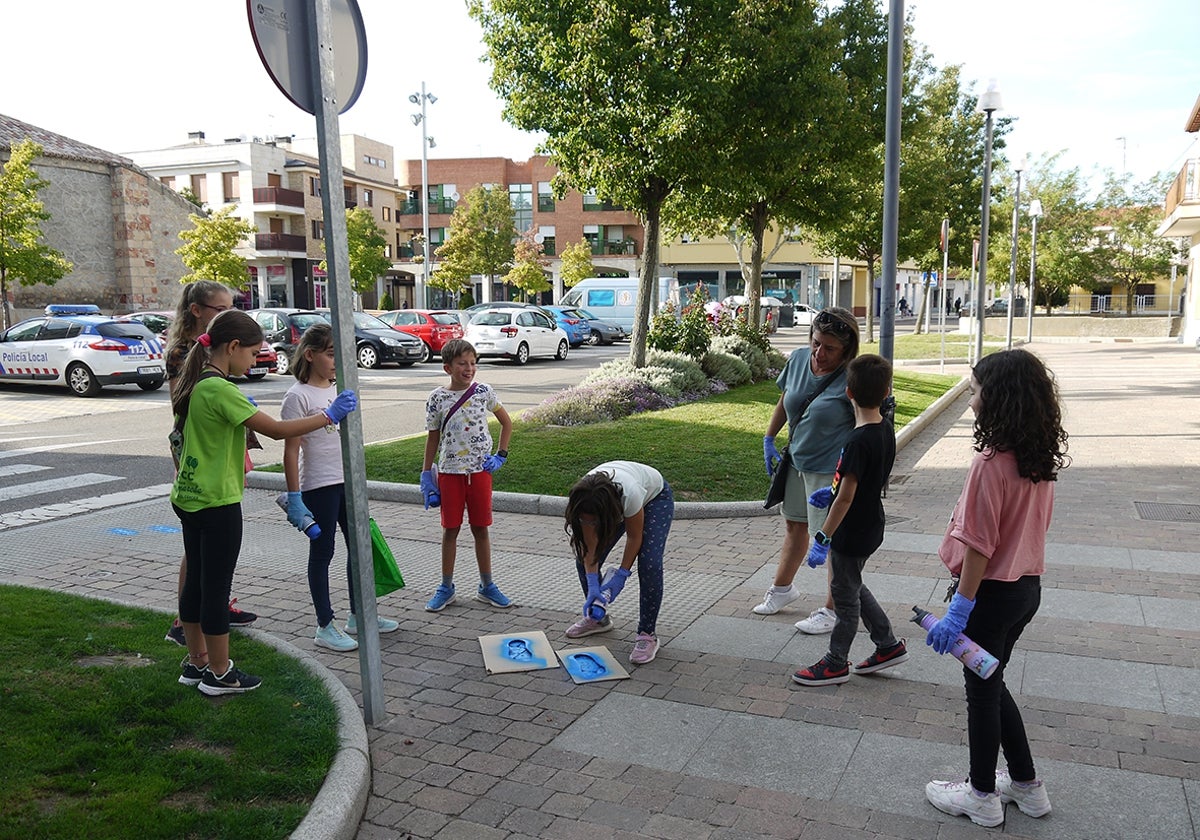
xmin=323 ymin=389 xmax=357 ymax=424
xmin=808 ymin=486 xmax=834 ymax=509
xmin=926 ymin=592 xmax=975 ymax=654
xmin=763 ymin=436 xmax=782 ymax=476
xmin=804 ymin=538 xmax=829 ymax=568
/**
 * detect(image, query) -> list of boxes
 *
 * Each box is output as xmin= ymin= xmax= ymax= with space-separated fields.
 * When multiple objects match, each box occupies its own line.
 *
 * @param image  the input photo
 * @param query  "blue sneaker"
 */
xmin=315 ymin=622 xmax=358 ymax=651
xmin=344 ymin=613 xmax=400 ymax=635
xmin=475 ymin=581 xmax=513 ymax=608
xmin=425 ymin=584 xmax=456 ymax=612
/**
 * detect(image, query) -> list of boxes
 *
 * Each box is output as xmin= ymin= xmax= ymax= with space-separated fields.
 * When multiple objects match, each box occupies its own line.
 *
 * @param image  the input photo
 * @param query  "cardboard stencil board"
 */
xmin=479 ymin=631 xmax=557 ymax=674
xmin=557 ymin=645 xmax=629 ymax=684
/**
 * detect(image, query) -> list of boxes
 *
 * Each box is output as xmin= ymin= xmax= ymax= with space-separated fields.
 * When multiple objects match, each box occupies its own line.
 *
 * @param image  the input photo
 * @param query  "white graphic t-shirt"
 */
xmin=425 ymin=383 xmax=501 ymax=475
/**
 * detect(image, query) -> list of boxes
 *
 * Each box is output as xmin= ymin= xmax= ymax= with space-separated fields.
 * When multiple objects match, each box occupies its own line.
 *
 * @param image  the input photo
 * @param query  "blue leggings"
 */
xmin=574 ymin=482 xmax=673 ymax=635
xmin=302 ymin=483 xmax=356 ymax=627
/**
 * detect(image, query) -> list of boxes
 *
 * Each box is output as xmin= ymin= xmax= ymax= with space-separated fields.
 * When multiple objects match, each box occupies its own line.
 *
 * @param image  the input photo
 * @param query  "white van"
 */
xmin=560 ymin=276 xmax=678 ymax=332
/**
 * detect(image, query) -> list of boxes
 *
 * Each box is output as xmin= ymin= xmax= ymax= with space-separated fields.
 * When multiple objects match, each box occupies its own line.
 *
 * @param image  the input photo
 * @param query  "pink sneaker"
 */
xmin=629 ymin=633 xmax=659 ymax=665
xmin=566 ymin=615 xmax=612 ymax=639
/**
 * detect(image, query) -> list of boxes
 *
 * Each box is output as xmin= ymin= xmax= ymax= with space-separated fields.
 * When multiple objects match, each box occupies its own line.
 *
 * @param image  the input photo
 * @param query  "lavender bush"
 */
xmin=521 ymin=377 xmax=674 ymax=426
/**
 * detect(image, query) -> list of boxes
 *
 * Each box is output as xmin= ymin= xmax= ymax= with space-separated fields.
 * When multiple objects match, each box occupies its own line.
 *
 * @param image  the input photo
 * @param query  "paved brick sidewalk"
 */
xmin=3 ymin=340 xmax=1198 ymax=839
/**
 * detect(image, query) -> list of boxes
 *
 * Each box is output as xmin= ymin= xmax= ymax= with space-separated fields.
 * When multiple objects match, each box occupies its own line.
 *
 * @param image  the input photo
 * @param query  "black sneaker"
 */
xmin=227 ymin=599 xmax=258 ymax=626
xmin=792 ymin=656 xmax=850 ymax=686
xmin=198 ymin=660 xmax=262 ymax=696
xmin=165 ymin=620 xmax=186 ymax=646
xmin=853 ymin=639 xmax=909 ymax=675
xmin=178 ymin=656 xmax=207 ymax=687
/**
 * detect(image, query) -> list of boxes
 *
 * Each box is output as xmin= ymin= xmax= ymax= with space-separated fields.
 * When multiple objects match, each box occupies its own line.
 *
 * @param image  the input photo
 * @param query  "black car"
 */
xmin=315 ymin=309 xmax=425 ymax=368
xmin=247 ymin=309 xmax=329 ymax=376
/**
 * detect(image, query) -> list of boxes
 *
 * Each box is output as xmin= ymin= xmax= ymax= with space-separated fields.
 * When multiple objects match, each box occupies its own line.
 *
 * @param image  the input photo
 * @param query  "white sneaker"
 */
xmin=752 ymin=585 xmax=801 ymax=615
xmin=996 ymin=770 xmax=1051 ymax=817
xmin=314 ymin=622 xmax=358 ymax=652
xmin=795 ymin=607 xmax=837 ymax=634
xmin=925 ymin=779 xmax=1004 ymax=827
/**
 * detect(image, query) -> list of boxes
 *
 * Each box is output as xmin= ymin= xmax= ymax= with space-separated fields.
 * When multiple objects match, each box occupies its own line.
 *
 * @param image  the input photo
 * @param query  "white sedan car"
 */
xmin=0 ymin=305 xmax=165 ymax=396
xmin=465 ymin=308 xmax=570 ymax=364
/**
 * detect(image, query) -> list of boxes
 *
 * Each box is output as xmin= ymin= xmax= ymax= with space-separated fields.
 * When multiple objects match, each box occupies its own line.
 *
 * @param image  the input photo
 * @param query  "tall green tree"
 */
xmin=0 ymin=139 xmax=72 ymax=329
xmin=505 ymin=228 xmax=551 ymax=299
xmin=663 ymin=0 xmax=853 ymax=330
xmin=559 ymin=240 xmax=594 ymax=288
xmin=322 ymin=207 xmax=391 ymax=297
xmin=433 ymin=186 xmax=516 ymax=301
xmin=1091 ymin=173 xmax=1175 ymax=314
xmin=176 ymin=206 xmax=256 ymax=287
xmin=470 ymin=0 xmax=740 ymax=366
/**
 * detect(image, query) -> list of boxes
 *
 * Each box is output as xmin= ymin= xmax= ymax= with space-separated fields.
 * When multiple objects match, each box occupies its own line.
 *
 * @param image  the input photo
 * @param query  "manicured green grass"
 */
xmin=0 ymin=586 xmax=338 ymax=840
xmin=861 ymin=332 xmax=1006 ymax=360
xmin=360 ymin=369 xmax=960 ymax=501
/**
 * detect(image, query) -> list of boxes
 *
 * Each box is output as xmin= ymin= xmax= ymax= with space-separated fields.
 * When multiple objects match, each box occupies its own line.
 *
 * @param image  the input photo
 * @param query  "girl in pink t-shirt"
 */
xmin=924 ymin=349 xmax=1070 ymax=828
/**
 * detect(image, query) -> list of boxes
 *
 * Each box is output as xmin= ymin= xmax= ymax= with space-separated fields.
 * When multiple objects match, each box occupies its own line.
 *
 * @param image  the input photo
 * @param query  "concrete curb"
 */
xmin=243 ymin=629 xmax=370 ymax=840
xmin=246 ymin=376 xmax=968 ymax=521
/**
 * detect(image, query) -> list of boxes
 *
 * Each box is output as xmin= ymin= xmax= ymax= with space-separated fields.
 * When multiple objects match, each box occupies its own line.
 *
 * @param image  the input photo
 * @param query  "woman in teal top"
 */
xmin=756 ymin=307 xmax=859 ymax=633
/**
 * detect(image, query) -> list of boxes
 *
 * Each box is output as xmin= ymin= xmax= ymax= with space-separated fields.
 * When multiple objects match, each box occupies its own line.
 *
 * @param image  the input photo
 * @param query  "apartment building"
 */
xmin=1156 ymin=92 xmax=1200 ymax=346
xmin=127 ymin=132 xmax=402 ymax=310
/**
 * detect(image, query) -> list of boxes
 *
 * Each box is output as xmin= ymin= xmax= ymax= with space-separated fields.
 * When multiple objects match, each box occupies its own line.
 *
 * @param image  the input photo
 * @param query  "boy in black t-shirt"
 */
xmin=792 ymin=354 xmax=908 ymax=686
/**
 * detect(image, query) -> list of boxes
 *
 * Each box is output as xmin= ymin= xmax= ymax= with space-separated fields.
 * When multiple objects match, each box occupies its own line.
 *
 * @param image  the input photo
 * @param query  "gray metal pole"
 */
xmin=939 ymin=218 xmax=948 ymax=373
xmin=879 ymin=0 xmax=904 ymax=363
xmin=975 ymin=110 xmax=996 ymax=364
xmin=1026 ymin=213 xmax=1038 ymax=343
xmin=420 ymin=82 xmax=431 ymax=309
xmin=1005 ymin=169 xmax=1022 ymax=349
xmin=309 ymin=0 xmax=385 ymax=725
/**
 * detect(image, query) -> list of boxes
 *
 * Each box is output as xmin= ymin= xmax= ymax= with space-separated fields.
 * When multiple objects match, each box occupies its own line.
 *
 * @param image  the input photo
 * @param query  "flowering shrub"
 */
xmin=709 ymin=335 xmax=769 ymax=381
xmin=522 ymin=377 xmax=673 ymax=426
xmin=702 ymin=351 xmax=753 ymax=387
xmin=582 ymin=351 xmax=709 ymax=399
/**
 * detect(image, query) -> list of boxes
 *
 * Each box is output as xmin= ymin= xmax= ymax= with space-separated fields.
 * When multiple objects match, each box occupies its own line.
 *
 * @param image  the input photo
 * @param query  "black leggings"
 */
xmin=962 ymin=575 xmax=1041 ymax=792
xmin=174 ymin=503 xmax=243 ymax=636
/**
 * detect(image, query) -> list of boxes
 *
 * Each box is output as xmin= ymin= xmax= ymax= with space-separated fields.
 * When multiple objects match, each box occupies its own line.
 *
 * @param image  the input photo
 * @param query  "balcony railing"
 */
xmin=251 ymin=186 xmax=304 ymax=208
xmin=255 ymin=232 xmax=306 ymax=253
xmin=587 ymin=238 xmax=638 ymax=256
xmin=583 ymin=199 xmax=623 ymax=212
xmin=398 ymin=197 xmax=457 ymax=216
xmin=1163 ymin=158 xmax=1199 ymax=219
xmin=537 ymin=195 xmax=555 ymax=212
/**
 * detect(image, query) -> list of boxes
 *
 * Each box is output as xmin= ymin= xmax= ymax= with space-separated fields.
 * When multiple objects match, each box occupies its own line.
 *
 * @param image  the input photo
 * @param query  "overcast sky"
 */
xmin=3 ymin=1 xmax=1196 ymax=191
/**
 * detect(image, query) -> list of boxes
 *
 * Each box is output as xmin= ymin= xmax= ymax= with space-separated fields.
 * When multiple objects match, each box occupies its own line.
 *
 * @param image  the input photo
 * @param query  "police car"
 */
xmin=0 ymin=305 xmax=165 ymax=397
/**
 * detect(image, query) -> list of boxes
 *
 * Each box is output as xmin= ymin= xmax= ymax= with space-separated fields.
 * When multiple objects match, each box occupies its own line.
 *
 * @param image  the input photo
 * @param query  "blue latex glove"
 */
xmin=808 ymin=486 xmax=834 ymax=509
xmin=600 ymin=567 xmax=631 ymax=604
xmin=926 ymin=592 xmax=976 ymax=654
xmin=246 ymin=396 xmax=258 ymax=407
xmin=323 ymin=389 xmax=358 ymax=424
xmin=804 ymin=539 xmax=829 ymax=568
xmin=285 ymin=491 xmax=313 ymax=530
xmin=481 ymin=453 xmax=507 ymax=473
xmin=583 ymin=572 xmax=605 ymax=618
xmin=763 ymin=436 xmax=782 ymax=476
xmin=419 ymin=470 xmax=440 ymax=510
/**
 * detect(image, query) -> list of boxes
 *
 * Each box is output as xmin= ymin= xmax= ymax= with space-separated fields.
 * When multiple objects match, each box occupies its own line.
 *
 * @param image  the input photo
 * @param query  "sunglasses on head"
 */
xmin=814 ymin=310 xmax=854 ymax=340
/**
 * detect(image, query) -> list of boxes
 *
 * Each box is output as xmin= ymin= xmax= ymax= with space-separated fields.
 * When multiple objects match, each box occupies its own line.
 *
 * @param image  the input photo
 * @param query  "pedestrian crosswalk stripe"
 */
xmin=0 ymin=464 xmax=52 ymax=478
xmin=0 ymin=473 xmax=123 ymax=502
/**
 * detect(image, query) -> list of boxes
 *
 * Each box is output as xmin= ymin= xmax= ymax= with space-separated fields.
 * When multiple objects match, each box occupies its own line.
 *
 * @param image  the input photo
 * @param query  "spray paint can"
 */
xmin=275 ymin=493 xmax=322 ymax=540
xmin=911 ymin=606 xmax=999 ymax=679
xmin=587 ymin=568 xmax=620 ymax=621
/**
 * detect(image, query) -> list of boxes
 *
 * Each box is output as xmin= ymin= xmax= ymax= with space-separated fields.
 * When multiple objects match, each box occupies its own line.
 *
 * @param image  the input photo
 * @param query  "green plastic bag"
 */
xmin=370 ymin=518 xmax=405 ymax=597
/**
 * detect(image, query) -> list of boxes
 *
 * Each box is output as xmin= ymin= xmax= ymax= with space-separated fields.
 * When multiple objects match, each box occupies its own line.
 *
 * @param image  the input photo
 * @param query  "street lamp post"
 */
xmin=409 ymin=83 xmax=437 ymax=309
xmin=975 ymin=80 xmax=1002 ymax=363
xmin=1006 ymin=155 xmax=1027 ymax=350
xmin=1026 ymin=199 xmax=1042 ymax=343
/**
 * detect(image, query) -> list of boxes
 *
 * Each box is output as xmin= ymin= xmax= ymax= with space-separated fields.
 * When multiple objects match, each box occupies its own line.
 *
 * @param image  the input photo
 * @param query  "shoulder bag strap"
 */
xmin=788 ymin=364 xmax=845 ymax=439
xmin=440 ymin=382 xmax=479 ymax=433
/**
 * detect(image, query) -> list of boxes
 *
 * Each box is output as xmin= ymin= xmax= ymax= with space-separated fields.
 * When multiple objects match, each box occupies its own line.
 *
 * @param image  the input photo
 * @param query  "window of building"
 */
xmin=190 ymin=174 xmax=208 ymax=203
xmin=310 ymin=176 xmax=322 ymax=197
xmin=509 ymin=183 xmax=532 ymax=232
xmin=161 ymin=176 xmax=175 ymax=189
xmin=582 ymin=189 xmax=600 ymax=211
xmin=222 ymin=171 xmax=240 ymax=202
xmin=363 ymin=188 xmax=373 ymax=207
xmin=537 ymin=182 xmax=555 ymax=212
xmin=538 ymin=225 xmax=556 ymax=257
xmin=384 ymin=244 xmax=392 ymax=258
xmin=382 ymin=206 xmax=392 ymax=222
xmin=583 ymin=224 xmax=601 ymax=254
xmin=311 ymin=220 xmax=324 ymax=239
xmin=363 ymin=154 xmax=387 ymax=168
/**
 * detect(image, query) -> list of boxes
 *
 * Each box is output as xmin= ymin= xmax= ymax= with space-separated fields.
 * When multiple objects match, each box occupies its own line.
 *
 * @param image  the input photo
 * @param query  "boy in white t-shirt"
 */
xmin=420 ymin=339 xmax=513 ymax=613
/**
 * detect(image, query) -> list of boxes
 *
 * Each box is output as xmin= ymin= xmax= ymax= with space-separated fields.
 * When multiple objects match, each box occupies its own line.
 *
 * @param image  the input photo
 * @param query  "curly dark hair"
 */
xmin=563 ymin=471 xmax=625 ymax=564
xmin=971 ymin=349 xmax=1069 ymax=483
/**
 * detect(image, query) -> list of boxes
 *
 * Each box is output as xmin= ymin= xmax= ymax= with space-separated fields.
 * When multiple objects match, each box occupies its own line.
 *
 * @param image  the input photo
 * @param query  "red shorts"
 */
xmin=438 ymin=471 xmax=493 ymax=529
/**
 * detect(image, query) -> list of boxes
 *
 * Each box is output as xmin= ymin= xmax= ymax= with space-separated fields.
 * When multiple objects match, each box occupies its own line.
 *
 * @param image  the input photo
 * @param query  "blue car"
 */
xmin=542 ymin=306 xmax=592 ymax=346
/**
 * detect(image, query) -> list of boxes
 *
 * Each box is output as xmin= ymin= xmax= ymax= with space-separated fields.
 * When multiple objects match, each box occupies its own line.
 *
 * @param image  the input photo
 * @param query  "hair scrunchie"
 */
xmin=196 ymin=333 xmax=212 ymax=347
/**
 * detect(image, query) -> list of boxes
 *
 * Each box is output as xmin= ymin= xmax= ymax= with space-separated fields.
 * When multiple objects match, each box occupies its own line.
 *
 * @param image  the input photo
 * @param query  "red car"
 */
xmin=376 ymin=309 xmax=465 ymax=364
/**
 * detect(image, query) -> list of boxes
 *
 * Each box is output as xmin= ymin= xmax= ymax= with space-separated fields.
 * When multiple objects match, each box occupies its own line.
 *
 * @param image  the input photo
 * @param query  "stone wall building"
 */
xmin=0 ymin=114 xmax=197 ymax=321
